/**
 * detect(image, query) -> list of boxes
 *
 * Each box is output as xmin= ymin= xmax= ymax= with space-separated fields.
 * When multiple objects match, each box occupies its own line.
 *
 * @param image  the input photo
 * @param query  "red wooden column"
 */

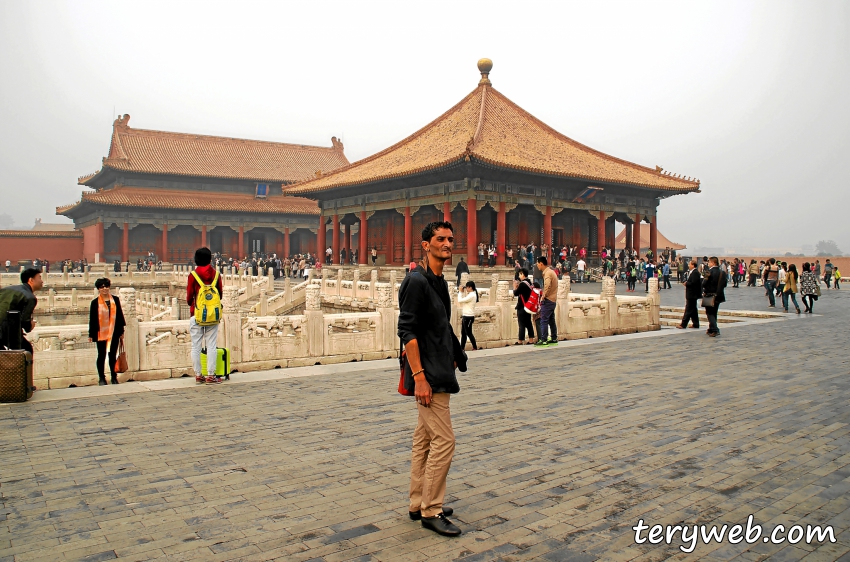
xmin=496 ymin=202 xmax=506 ymax=266
xmin=344 ymin=224 xmax=351 ymax=264
xmin=386 ymin=213 xmax=395 ymax=264
xmin=359 ymin=211 xmax=368 ymax=265
xmin=650 ymin=216 xmax=658 ymax=259
xmin=331 ymin=214 xmax=340 ymax=265
xmin=201 ymin=224 xmax=207 ymax=248
xmin=596 ymin=212 xmax=605 ymax=257
xmin=633 ymin=215 xmax=642 ymax=253
xmin=122 ymin=222 xmax=129 ymax=263
xmin=466 ymin=199 xmax=477 ymax=265
xmin=443 ymin=201 xmax=452 ymax=266
xmin=284 ymin=227 xmax=291 ymax=257
xmin=403 ymin=207 xmax=412 ymax=265
xmin=161 ymin=224 xmax=169 ymax=262
xmin=543 ymin=206 xmax=552 ymax=257
xmin=571 ymin=216 xmax=580 ymax=247
xmin=237 ymin=226 xmax=245 ymax=258
xmin=317 ymin=216 xmax=326 ymax=261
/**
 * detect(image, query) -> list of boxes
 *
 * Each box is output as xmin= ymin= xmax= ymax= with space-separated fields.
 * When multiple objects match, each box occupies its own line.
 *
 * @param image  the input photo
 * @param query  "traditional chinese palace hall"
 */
xmin=59 ymin=115 xmax=350 ymax=263
xmin=56 ymin=59 xmax=697 ymax=266
xmin=288 ymin=59 xmax=699 ymax=266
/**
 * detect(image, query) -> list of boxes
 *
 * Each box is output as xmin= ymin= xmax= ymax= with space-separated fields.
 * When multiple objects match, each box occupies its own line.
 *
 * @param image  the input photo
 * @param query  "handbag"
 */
xmin=114 ymin=339 xmax=128 ymax=373
xmin=397 ymin=338 xmax=414 ymax=396
xmin=701 ymin=268 xmax=722 ymax=307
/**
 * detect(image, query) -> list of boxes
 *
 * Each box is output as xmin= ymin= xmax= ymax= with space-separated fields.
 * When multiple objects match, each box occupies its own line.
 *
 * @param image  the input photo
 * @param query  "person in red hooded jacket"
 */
xmin=187 ymin=247 xmax=224 ymax=384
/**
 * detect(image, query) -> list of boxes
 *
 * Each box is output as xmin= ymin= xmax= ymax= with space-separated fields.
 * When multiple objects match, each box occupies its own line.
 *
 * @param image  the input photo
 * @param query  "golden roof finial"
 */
xmin=478 ymin=58 xmax=493 ymax=86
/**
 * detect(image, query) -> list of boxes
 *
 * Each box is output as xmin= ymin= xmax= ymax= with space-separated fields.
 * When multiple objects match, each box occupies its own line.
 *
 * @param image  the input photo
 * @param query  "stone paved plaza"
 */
xmin=2 ymin=283 xmax=849 ymax=561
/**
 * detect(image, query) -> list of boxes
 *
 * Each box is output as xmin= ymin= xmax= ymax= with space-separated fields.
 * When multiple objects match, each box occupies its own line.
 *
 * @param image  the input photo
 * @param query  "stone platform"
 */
xmin=1 ymin=284 xmax=848 ymax=561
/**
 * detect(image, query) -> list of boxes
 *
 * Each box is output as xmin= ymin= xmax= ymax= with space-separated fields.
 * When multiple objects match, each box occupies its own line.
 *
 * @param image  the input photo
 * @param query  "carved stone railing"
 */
xmin=25 ymin=275 xmax=660 ymax=390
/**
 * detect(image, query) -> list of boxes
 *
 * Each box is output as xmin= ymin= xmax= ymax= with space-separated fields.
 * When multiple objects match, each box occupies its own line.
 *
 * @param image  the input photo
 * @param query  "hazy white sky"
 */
xmin=1 ymin=0 xmax=848 ymax=252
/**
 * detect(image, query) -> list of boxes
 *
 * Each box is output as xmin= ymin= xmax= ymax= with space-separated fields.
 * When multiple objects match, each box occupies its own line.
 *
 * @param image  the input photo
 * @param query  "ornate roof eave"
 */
xmin=292 ymin=156 xmax=471 ymax=198
xmin=471 ymin=157 xmax=701 ymax=194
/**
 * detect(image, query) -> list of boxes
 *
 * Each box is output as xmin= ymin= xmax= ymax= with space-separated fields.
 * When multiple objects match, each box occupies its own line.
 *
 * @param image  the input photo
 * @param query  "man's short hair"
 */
xmin=769 ymin=258 xmax=776 ymax=264
xmin=194 ymin=247 xmax=212 ymax=266
xmin=421 ymin=221 xmax=453 ymax=242
xmin=94 ymin=278 xmax=111 ymax=289
xmin=519 ymin=268 xmax=529 ymax=277
xmin=709 ymin=256 xmax=719 ymax=265
xmin=536 ymin=256 xmax=548 ymax=266
xmin=20 ymin=268 xmax=40 ymax=284
xmin=689 ymin=260 xmax=697 ymax=267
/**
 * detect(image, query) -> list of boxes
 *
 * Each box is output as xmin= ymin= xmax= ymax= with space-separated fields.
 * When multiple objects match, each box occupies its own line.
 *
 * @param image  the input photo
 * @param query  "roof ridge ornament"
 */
xmin=478 ymin=58 xmax=492 ymax=86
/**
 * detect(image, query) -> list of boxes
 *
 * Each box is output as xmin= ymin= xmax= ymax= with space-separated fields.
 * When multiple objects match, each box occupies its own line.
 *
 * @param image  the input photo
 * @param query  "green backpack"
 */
xmin=191 ymin=270 xmax=222 ymax=326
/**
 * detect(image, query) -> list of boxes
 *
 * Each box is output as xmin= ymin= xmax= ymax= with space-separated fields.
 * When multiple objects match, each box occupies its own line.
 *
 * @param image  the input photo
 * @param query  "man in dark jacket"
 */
xmin=454 ymin=256 xmax=469 ymax=288
xmin=677 ymin=260 xmax=701 ymax=329
xmin=702 ymin=256 xmax=727 ymax=337
xmin=398 ymin=221 xmax=465 ymax=537
xmin=0 ymin=268 xmax=43 ymax=353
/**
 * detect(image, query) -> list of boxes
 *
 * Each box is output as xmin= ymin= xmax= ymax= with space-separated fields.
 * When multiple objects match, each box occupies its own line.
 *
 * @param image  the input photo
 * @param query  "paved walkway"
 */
xmin=1 ymin=284 xmax=848 ymax=561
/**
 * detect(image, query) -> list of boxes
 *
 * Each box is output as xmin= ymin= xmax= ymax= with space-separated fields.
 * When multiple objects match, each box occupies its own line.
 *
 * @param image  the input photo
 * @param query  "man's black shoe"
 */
xmin=409 ymin=506 xmax=453 ymax=521
xmin=421 ymin=512 xmax=461 ymax=536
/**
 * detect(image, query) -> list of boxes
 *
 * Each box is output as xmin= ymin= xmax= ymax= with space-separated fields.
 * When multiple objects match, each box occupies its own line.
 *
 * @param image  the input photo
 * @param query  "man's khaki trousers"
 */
xmin=409 ymin=392 xmax=455 ymax=518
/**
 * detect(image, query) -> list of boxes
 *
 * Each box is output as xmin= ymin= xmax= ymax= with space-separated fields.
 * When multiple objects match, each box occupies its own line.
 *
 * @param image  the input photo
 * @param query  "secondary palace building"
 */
xmin=287 ymin=59 xmax=699 ymax=266
xmin=59 ymin=115 xmax=349 ymax=263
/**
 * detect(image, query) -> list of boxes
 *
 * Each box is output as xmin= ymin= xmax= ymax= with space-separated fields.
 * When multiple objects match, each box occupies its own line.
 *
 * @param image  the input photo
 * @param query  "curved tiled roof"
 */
xmin=614 ymin=224 xmax=686 ymax=250
xmin=57 ymin=186 xmax=320 ymax=216
xmin=286 ymin=84 xmax=699 ymax=195
xmin=81 ymin=115 xmax=350 ymax=184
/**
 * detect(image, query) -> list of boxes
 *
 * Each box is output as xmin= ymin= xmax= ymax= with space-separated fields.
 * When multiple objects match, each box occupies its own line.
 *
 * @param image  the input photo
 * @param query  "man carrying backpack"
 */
xmin=187 ymin=247 xmax=224 ymax=384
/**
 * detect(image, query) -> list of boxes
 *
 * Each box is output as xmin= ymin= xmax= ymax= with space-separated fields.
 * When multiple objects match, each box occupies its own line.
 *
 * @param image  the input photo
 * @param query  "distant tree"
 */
xmin=815 ymin=240 xmax=843 ymax=256
xmin=0 ymin=214 xmax=13 ymax=229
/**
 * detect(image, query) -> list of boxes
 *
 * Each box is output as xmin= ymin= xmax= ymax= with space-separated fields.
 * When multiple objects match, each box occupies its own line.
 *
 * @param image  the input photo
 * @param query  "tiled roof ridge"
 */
xmin=477 ymin=88 xmax=700 ymax=188
xmin=286 ymin=88 xmax=482 ymax=194
xmin=0 ymin=229 xmax=82 ymax=238
xmin=113 ymin=126 xmax=346 ymax=153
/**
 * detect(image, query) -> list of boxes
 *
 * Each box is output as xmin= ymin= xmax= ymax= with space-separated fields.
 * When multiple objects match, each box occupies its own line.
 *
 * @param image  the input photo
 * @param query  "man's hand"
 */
xmin=414 ymin=375 xmax=432 ymax=407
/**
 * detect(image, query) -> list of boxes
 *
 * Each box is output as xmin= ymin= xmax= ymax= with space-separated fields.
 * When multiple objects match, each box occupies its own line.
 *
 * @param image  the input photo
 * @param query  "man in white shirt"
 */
xmin=4 ymin=260 xmax=10 ymax=273
xmin=576 ymin=259 xmax=586 ymax=283
xmin=325 ymin=246 xmax=332 ymax=265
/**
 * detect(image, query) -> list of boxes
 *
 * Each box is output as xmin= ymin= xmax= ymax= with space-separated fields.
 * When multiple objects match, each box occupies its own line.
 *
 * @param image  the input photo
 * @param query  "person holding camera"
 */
xmin=457 ymin=281 xmax=479 ymax=351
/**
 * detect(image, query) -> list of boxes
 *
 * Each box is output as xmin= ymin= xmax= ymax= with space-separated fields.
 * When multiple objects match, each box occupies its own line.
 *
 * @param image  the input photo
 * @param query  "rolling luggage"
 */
xmin=200 ymin=347 xmax=231 ymax=380
xmin=0 ymin=350 xmax=34 ymax=402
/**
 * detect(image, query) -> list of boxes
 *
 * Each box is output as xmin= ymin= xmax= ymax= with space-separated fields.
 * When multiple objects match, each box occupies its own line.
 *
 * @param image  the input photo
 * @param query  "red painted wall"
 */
xmin=0 ymin=234 xmax=84 ymax=264
xmin=81 ymin=224 xmax=103 ymax=262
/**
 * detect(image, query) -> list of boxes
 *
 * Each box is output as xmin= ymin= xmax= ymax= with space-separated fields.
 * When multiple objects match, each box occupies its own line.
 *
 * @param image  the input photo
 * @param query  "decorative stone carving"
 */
xmin=223 ymin=286 xmax=240 ymax=312
xmin=602 ymin=277 xmax=616 ymax=298
xmin=496 ymin=280 xmax=511 ymax=303
xmin=305 ymin=284 xmax=321 ymax=311
xmin=648 ymin=278 xmax=659 ymax=294
xmin=557 ymin=276 xmax=570 ymax=300
xmin=375 ymin=283 xmax=392 ymax=309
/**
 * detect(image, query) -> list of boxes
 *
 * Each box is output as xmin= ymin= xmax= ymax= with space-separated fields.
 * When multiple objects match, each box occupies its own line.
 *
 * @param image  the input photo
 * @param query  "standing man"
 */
xmin=534 ymin=256 xmax=558 ymax=347
xmin=763 ymin=258 xmax=779 ymax=307
xmin=454 ymin=256 xmax=469 ymax=288
xmin=824 ymin=259 xmax=834 ymax=289
xmin=702 ymin=257 xmax=727 ymax=337
xmin=576 ymin=257 xmax=586 ymax=283
xmin=662 ymin=261 xmax=672 ymax=289
xmin=398 ymin=221 xmax=466 ymax=537
xmin=0 ymin=268 xmax=43 ymax=353
xmin=677 ymin=260 xmax=701 ymax=330
xmin=645 ymin=260 xmax=657 ymax=293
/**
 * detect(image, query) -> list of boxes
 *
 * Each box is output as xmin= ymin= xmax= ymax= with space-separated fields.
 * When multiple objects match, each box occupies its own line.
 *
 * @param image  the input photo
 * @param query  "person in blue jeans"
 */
xmin=762 ymin=258 xmax=779 ymax=308
xmin=534 ymin=257 xmax=559 ymax=347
